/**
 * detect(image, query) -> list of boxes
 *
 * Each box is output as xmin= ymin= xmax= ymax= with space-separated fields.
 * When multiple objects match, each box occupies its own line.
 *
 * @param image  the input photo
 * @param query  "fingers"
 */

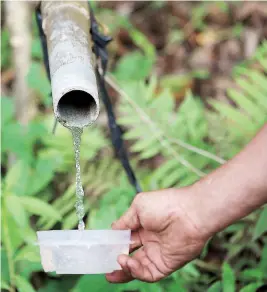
xmin=129 ymin=247 xmax=165 ymax=282
xmin=112 ymin=202 xmax=140 ymax=230
xmin=106 ymin=231 xmax=142 ymax=283
xmin=106 ymin=270 xmax=131 ymax=283
xmin=106 ymin=248 xmax=165 ymax=283
xmin=130 ymin=231 xmax=142 ymax=253
xmin=106 ymin=255 xmax=133 ymax=283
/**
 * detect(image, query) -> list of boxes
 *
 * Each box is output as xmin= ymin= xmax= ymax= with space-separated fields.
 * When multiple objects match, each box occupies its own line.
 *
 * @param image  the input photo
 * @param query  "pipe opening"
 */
xmin=58 ymin=90 xmax=98 ymax=127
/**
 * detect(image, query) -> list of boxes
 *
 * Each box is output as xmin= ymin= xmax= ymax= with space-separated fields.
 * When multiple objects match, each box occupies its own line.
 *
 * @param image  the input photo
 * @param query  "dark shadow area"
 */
xmin=58 ymin=90 xmax=97 ymax=127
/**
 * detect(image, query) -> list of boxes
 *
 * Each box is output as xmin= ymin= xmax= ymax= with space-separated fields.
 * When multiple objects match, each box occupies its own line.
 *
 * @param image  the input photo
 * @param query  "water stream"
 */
xmin=70 ymin=126 xmax=85 ymax=231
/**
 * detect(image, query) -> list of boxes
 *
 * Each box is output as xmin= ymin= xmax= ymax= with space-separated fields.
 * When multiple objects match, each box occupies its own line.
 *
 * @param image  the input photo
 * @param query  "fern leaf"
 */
xmin=131 ymin=135 xmax=158 ymax=153
xmin=124 ymin=127 xmax=148 ymax=140
xmin=209 ymin=99 xmax=257 ymax=134
xmin=161 ymin=168 xmax=187 ymax=188
xmin=246 ymin=70 xmax=267 ymax=96
xmin=179 ymin=174 xmax=199 ymax=187
xmin=227 ymin=88 xmax=265 ymax=123
xmin=153 ymin=160 xmax=180 ymax=181
xmin=140 ymin=144 xmax=162 ymax=159
xmin=235 ymin=76 xmax=267 ymax=111
xmin=115 ymin=78 xmax=208 ymax=177
xmin=208 ymin=41 xmax=267 ymax=158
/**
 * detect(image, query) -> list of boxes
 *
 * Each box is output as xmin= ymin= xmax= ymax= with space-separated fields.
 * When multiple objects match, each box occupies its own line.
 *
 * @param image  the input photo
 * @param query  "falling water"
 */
xmin=70 ymin=127 xmax=85 ymax=231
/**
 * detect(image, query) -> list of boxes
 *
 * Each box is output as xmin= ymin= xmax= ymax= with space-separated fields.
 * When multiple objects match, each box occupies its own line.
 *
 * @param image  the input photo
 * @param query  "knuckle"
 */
xmin=133 ymin=192 xmax=145 ymax=204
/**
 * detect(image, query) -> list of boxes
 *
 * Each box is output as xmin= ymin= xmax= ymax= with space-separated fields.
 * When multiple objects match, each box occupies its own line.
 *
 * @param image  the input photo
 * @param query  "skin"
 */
xmin=106 ymin=123 xmax=267 ymax=283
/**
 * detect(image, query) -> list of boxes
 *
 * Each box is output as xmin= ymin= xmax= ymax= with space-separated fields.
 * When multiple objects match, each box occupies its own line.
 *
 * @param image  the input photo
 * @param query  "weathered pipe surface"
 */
xmin=41 ymin=1 xmax=99 ymax=128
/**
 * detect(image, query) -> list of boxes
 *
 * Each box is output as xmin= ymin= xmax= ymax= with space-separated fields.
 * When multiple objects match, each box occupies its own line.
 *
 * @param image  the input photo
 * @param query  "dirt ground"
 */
xmin=99 ymin=1 xmax=267 ymax=103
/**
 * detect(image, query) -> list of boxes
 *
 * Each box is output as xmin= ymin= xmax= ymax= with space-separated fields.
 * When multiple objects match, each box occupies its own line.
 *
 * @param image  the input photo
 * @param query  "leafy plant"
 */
xmin=114 ymin=27 xmax=156 ymax=82
xmin=1 ymin=160 xmax=61 ymax=292
xmin=209 ymin=40 xmax=267 ymax=158
xmin=222 ymin=263 xmax=235 ymax=292
xmin=253 ymin=206 xmax=267 ymax=241
xmin=1 ymin=98 xmax=61 ymax=292
xmin=2 ymin=3 xmax=267 ymax=292
xmin=115 ymin=76 xmax=223 ymax=189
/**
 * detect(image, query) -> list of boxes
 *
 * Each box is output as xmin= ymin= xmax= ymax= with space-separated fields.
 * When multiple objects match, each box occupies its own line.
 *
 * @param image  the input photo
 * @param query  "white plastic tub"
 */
xmin=37 ymin=230 xmax=131 ymax=274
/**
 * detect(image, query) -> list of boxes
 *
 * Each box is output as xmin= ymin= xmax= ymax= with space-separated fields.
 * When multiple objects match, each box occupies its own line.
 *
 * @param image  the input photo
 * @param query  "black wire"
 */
xmin=35 ymin=7 xmax=51 ymax=82
xmin=95 ymin=68 xmax=142 ymax=193
xmin=36 ymin=7 xmax=57 ymax=133
xmin=88 ymin=3 xmax=142 ymax=194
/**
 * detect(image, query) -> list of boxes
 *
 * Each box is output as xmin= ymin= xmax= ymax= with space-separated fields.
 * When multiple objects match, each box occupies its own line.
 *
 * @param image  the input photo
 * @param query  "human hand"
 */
xmin=106 ymin=187 xmax=210 ymax=283
xmin=106 ymin=125 xmax=267 ymax=283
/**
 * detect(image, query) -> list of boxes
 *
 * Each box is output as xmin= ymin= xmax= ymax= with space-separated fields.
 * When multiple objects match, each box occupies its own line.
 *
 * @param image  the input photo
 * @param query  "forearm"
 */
xmin=192 ymin=123 xmax=267 ymax=236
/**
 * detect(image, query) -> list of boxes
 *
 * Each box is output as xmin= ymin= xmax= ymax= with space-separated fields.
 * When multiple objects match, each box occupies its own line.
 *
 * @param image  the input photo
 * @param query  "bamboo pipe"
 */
xmin=41 ymin=1 xmax=99 ymax=128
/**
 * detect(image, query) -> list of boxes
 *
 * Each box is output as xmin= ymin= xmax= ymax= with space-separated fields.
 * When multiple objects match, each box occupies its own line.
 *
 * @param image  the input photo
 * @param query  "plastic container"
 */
xmin=37 ymin=230 xmax=131 ymax=274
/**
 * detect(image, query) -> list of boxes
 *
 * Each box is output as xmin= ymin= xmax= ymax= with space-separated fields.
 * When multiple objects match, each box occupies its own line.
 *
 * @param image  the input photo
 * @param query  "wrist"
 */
xmin=177 ymin=125 xmax=267 ymax=239
xmin=191 ymin=159 xmax=267 ymax=237
xmin=190 ymin=176 xmax=239 ymax=237
xmin=184 ymin=182 xmax=222 ymax=238
xmin=172 ymin=186 xmax=214 ymax=242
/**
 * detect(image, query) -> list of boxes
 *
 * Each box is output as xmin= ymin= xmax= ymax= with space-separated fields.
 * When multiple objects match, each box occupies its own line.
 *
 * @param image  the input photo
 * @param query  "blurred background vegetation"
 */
xmin=1 ymin=1 xmax=267 ymax=291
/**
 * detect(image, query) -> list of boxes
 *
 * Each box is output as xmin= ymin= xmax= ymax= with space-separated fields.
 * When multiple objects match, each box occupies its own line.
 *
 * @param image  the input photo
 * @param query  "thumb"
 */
xmin=112 ymin=202 xmax=140 ymax=231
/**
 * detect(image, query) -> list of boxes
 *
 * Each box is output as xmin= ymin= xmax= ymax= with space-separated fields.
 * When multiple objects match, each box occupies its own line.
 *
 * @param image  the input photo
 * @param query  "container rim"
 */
xmin=35 ymin=240 xmax=133 ymax=247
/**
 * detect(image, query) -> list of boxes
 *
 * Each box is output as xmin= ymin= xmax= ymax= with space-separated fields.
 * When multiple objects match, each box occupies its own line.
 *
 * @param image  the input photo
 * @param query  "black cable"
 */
xmin=36 ymin=7 xmax=58 ymax=133
xmin=95 ymin=68 xmax=142 ymax=193
xmin=88 ymin=4 xmax=142 ymax=194
xmin=35 ymin=7 xmax=51 ymax=82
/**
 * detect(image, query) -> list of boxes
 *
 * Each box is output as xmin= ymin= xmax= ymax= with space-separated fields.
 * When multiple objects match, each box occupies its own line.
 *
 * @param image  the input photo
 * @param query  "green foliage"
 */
xmin=15 ymin=275 xmax=36 ymax=292
xmin=114 ymin=28 xmax=156 ymax=82
xmin=2 ymin=5 xmax=267 ymax=292
xmin=1 ymin=99 xmax=62 ymax=291
xmin=95 ymin=6 xmax=156 ymax=83
xmin=117 ymin=77 xmax=217 ymax=188
xmin=1 ymin=28 xmax=11 ymax=69
xmin=2 ymin=98 xmax=47 ymax=164
xmin=207 ymin=281 xmax=222 ymax=292
xmin=222 ymin=263 xmax=235 ymax=292
xmin=27 ymin=61 xmax=51 ymax=106
xmin=72 ymin=275 xmax=117 ymax=292
xmin=114 ymin=51 xmax=154 ymax=82
xmin=160 ymin=70 xmax=210 ymax=95
xmin=41 ymin=117 xmax=107 ymax=172
xmin=88 ymin=187 xmax=135 ymax=229
xmin=240 ymin=283 xmax=264 ymax=292
xmin=208 ymin=42 xmax=267 ymax=159
xmin=1 ymin=160 xmax=62 ymax=290
xmin=253 ymin=207 xmax=267 ymax=240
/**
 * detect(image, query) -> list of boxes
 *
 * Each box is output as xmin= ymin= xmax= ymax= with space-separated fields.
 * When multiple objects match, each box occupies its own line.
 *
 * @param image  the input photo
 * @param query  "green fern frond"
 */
xmin=151 ymin=150 xmax=212 ymax=189
xmin=209 ymin=41 xmax=267 ymax=157
xmin=235 ymin=73 xmax=267 ymax=111
xmin=254 ymin=40 xmax=267 ymax=70
xmin=208 ymin=42 xmax=267 ymax=158
xmin=114 ymin=75 xmax=222 ymax=179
